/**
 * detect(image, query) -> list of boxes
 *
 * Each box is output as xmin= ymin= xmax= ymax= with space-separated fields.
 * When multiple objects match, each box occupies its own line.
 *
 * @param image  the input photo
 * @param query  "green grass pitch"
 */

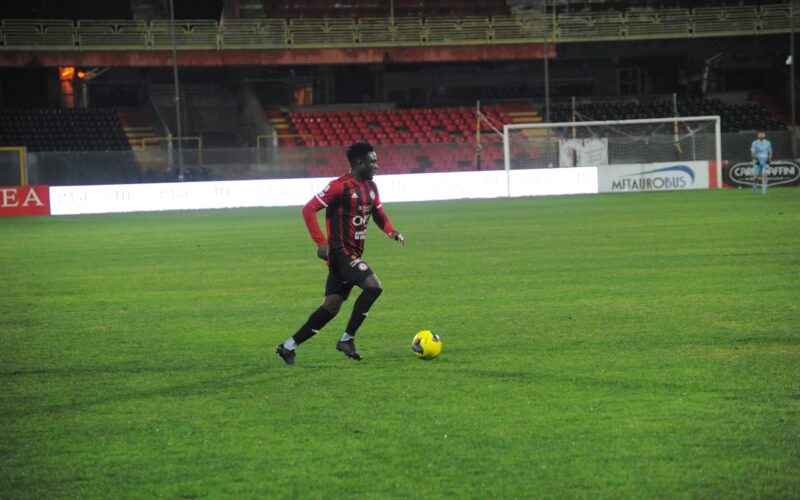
xmin=1 ymin=189 xmax=799 ymax=497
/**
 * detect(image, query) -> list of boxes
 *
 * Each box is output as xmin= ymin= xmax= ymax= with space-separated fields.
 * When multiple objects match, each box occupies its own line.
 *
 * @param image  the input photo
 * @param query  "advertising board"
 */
xmin=49 ymin=168 xmax=600 ymax=216
xmin=722 ymin=160 xmax=800 ymax=188
xmin=597 ymin=161 xmax=710 ymax=193
xmin=0 ymin=185 xmax=50 ymax=216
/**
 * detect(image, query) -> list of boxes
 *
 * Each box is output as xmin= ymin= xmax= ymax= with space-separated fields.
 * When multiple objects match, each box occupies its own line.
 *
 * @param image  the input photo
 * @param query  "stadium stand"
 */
xmin=0 ymin=4 xmax=791 ymax=182
xmin=0 ymin=108 xmax=141 ymax=185
xmin=520 ymin=0 xmax=779 ymax=14
xmin=276 ymin=104 xmax=521 ymax=148
xmin=1 ymin=3 xmax=793 ymax=51
xmin=549 ymin=98 xmax=786 ymax=132
xmin=257 ymin=96 xmax=788 ymax=177
xmin=115 ymin=108 xmax=157 ymax=149
xmin=0 ymin=108 xmax=131 ymax=152
xmin=262 ymin=0 xmax=511 ymax=18
xmin=262 ymin=103 xmax=541 ymax=176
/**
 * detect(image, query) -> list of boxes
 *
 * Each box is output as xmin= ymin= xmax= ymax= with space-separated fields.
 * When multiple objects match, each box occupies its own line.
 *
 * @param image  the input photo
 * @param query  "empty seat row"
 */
xmin=549 ymin=98 xmax=785 ymax=132
xmin=277 ymin=105 xmax=512 ymax=148
xmin=0 ymin=108 xmax=132 ymax=152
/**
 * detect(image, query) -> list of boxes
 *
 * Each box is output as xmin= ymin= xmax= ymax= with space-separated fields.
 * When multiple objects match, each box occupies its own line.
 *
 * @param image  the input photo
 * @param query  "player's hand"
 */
xmin=389 ymin=231 xmax=405 ymax=247
xmin=317 ymin=242 xmax=330 ymax=260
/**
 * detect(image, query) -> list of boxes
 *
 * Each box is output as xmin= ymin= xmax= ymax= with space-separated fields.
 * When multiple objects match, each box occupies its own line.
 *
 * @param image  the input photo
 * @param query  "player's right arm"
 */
xmin=302 ymin=181 xmax=342 ymax=260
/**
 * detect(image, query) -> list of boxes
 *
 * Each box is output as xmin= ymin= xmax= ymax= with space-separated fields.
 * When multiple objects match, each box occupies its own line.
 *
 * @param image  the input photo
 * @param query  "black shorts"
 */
xmin=325 ymin=251 xmax=375 ymax=299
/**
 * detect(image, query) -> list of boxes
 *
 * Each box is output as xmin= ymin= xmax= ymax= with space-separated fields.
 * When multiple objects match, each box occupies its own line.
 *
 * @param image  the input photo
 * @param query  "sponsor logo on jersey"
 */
xmin=318 ymin=184 xmax=332 ymax=197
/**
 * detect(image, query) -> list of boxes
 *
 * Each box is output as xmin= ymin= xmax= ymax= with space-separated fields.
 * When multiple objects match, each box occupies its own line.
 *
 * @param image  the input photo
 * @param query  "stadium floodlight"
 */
xmin=501 ymin=116 xmax=723 ymax=189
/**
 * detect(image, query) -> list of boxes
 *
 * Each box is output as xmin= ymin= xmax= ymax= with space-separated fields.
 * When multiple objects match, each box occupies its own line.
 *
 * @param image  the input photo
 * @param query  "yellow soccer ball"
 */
xmin=411 ymin=330 xmax=442 ymax=359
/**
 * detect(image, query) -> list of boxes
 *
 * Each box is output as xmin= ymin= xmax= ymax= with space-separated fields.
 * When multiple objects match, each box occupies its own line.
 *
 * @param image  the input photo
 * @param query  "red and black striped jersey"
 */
xmin=302 ymin=173 xmax=395 ymax=259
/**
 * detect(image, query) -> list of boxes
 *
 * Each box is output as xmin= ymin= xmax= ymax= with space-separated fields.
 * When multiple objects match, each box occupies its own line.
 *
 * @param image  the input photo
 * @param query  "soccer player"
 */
xmin=276 ymin=142 xmax=405 ymax=365
xmin=751 ymin=131 xmax=773 ymax=194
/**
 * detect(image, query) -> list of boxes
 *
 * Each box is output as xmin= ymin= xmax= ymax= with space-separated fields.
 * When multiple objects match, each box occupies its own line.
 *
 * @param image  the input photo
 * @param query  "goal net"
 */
xmin=501 ymin=116 xmax=721 ymax=171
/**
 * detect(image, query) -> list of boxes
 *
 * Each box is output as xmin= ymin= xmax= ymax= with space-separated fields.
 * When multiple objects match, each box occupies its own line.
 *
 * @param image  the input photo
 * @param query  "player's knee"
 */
xmin=325 ymin=304 xmax=341 ymax=315
xmin=363 ymin=274 xmax=382 ymax=290
xmin=322 ymin=302 xmax=342 ymax=315
xmin=363 ymin=285 xmax=383 ymax=301
xmin=322 ymin=296 xmax=344 ymax=315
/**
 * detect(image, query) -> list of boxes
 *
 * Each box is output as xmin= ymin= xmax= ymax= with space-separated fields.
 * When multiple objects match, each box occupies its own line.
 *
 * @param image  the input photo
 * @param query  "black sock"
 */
xmin=292 ymin=306 xmax=336 ymax=345
xmin=345 ymin=287 xmax=383 ymax=336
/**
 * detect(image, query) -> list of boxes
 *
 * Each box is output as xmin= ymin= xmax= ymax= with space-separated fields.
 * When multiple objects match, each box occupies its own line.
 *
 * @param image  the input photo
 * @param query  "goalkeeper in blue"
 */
xmin=751 ymin=131 xmax=773 ymax=194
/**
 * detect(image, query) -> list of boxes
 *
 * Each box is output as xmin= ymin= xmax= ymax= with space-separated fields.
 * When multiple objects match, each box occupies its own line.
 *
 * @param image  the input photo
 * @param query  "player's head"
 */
xmin=347 ymin=142 xmax=378 ymax=180
xmin=757 ymin=131 xmax=766 ymax=140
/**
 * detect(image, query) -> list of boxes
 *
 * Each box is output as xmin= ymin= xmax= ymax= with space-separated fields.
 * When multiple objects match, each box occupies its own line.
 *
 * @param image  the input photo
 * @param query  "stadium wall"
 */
xmin=2 ymin=161 xmax=732 ymax=216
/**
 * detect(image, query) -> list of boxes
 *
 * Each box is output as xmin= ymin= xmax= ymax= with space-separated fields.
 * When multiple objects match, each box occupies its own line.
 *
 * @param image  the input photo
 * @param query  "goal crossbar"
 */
xmin=504 ymin=115 xmax=721 ymax=131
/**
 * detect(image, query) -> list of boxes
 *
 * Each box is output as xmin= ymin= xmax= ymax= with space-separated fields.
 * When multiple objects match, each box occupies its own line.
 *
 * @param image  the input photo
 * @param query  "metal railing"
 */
xmin=130 ymin=136 xmax=203 ymax=165
xmin=0 ymin=4 xmax=794 ymax=51
xmin=0 ymin=146 xmax=27 ymax=185
xmin=18 ymin=129 xmax=799 ymax=186
xmin=256 ymin=134 xmax=315 ymax=149
xmin=131 ymin=135 xmax=202 ymax=150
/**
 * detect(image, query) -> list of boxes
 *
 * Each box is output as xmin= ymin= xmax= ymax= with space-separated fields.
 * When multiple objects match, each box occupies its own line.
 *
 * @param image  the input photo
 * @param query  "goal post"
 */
xmin=502 ymin=116 xmax=723 ymax=188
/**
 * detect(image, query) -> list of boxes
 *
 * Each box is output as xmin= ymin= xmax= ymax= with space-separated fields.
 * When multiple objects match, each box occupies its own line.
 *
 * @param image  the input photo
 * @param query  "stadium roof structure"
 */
xmin=0 ymin=3 xmax=795 ymax=66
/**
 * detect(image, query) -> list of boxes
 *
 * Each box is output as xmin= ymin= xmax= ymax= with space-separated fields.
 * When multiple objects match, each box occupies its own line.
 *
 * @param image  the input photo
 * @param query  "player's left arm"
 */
xmin=371 ymin=188 xmax=404 ymax=246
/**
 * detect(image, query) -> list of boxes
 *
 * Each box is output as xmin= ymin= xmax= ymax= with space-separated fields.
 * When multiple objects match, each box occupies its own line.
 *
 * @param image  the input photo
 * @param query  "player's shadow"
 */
xmin=4 ymin=344 xmax=465 ymax=417
xmin=2 ymin=362 xmax=273 ymax=416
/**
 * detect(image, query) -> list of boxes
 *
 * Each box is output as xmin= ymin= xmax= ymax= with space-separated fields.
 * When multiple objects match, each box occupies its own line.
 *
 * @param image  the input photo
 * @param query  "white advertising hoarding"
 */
xmin=49 ymin=167 xmax=600 ymax=216
xmin=49 ymin=177 xmax=336 ymax=215
xmin=378 ymin=170 xmax=508 ymax=202
xmin=510 ymin=167 xmax=598 ymax=197
xmin=597 ymin=161 xmax=710 ymax=193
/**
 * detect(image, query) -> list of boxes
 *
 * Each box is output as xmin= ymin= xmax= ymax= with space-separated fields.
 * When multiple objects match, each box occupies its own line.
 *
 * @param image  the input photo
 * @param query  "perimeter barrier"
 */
xmin=2 ymin=129 xmax=797 ymax=216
